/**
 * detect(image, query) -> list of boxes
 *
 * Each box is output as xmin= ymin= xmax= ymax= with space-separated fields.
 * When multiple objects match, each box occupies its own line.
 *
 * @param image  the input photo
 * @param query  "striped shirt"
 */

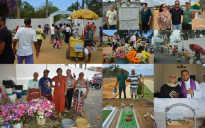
xmin=128 ymin=73 xmax=140 ymax=89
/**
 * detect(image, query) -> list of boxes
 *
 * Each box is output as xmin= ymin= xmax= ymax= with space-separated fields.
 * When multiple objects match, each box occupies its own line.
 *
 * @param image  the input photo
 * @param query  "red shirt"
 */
xmin=15 ymin=28 xmax=18 ymax=32
xmin=0 ymin=87 xmax=2 ymax=93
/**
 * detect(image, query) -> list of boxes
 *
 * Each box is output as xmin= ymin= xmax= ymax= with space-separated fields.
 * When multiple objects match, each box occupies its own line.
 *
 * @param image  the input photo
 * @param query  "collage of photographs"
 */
xmin=0 ymin=0 xmax=205 ymax=128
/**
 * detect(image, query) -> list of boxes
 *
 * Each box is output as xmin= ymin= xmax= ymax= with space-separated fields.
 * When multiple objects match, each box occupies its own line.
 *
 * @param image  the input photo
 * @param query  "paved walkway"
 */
xmin=13 ymin=35 xmax=102 ymax=64
xmin=154 ymin=52 xmax=188 ymax=64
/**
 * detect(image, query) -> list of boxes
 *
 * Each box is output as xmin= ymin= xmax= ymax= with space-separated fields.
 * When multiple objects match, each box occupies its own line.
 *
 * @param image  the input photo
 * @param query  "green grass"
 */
xmin=137 ymin=84 xmax=154 ymax=98
xmin=119 ymin=110 xmax=137 ymax=128
xmin=102 ymin=110 xmax=112 ymax=123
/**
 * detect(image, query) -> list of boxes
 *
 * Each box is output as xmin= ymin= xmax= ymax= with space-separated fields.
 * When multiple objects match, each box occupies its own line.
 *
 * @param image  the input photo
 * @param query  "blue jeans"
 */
xmin=17 ymin=54 xmax=33 ymax=64
xmin=119 ymin=86 xmax=126 ymax=98
xmin=172 ymin=24 xmax=181 ymax=30
xmin=109 ymin=25 xmax=116 ymax=29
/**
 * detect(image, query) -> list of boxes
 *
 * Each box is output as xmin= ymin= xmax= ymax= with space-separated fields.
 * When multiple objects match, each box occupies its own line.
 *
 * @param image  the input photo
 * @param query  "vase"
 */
xmin=115 ymin=58 xmax=128 ymax=64
xmin=13 ymin=122 xmax=22 ymax=128
xmin=37 ymin=117 xmax=46 ymax=126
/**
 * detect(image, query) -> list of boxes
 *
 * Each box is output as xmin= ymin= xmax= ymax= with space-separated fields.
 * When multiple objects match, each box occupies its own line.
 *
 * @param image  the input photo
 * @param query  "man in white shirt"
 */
xmin=65 ymin=24 xmax=70 ymax=44
xmin=13 ymin=17 xmax=39 ymax=64
xmin=176 ymin=77 xmax=182 ymax=86
xmin=181 ymin=70 xmax=202 ymax=98
xmin=200 ymin=75 xmax=205 ymax=98
xmin=50 ymin=24 xmax=55 ymax=44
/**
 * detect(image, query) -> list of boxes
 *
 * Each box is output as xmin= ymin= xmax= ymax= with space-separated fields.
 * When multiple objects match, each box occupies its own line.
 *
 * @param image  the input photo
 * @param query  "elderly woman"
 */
xmin=27 ymin=72 xmax=40 ymax=102
xmin=157 ymin=4 xmax=172 ymax=30
xmin=52 ymin=68 xmax=68 ymax=116
xmin=140 ymin=3 xmax=152 ymax=30
xmin=106 ymin=4 xmax=117 ymax=29
xmin=65 ymin=69 xmax=75 ymax=112
xmin=159 ymin=74 xmax=182 ymax=98
xmin=73 ymin=72 xmax=89 ymax=117
xmin=130 ymin=31 xmax=136 ymax=47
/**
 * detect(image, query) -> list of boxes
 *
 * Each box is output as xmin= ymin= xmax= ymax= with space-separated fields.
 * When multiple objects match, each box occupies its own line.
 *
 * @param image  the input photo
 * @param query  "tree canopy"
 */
xmin=180 ymin=30 xmax=205 ymax=40
xmin=0 ymin=0 xmax=16 ymax=16
xmin=103 ymin=65 xmax=129 ymax=78
xmin=157 ymin=30 xmax=173 ymax=44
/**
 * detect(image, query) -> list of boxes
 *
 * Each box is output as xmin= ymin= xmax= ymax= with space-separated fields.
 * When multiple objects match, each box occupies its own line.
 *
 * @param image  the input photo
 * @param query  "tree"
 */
xmin=157 ymin=30 xmax=173 ymax=44
xmin=16 ymin=0 xmax=21 ymax=18
xmin=116 ymin=30 xmax=129 ymax=39
xmin=20 ymin=1 xmax=36 ymax=18
xmin=85 ymin=0 xmax=102 ymax=17
xmin=67 ymin=1 xmax=81 ymax=12
xmin=0 ymin=0 xmax=16 ymax=16
xmin=46 ymin=0 xmax=48 ymax=17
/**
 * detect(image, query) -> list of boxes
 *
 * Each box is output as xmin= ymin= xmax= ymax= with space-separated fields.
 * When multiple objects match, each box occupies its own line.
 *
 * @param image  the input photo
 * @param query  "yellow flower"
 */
xmin=191 ymin=4 xmax=193 ymax=6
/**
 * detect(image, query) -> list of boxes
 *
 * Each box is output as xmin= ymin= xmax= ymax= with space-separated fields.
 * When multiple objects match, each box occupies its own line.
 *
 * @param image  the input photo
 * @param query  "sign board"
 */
xmin=75 ymin=43 xmax=83 ymax=52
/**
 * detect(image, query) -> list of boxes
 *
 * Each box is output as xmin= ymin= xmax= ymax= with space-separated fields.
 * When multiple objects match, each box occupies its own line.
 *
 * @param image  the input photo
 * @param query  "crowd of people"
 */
xmin=159 ymin=70 xmax=205 ymax=98
xmin=26 ymin=68 xmax=89 ymax=117
xmin=0 ymin=16 xmax=102 ymax=64
xmin=157 ymin=1 xmax=197 ymax=30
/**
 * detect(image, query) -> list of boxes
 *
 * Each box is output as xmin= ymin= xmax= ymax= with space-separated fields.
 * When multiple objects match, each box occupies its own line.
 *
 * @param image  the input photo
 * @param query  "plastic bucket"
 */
xmin=15 ymin=85 xmax=23 ymax=90
xmin=22 ymin=90 xmax=27 ymax=95
xmin=8 ymin=94 xmax=16 ymax=103
xmin=6 ymin=88 xmax=12 ymax=94
xmin=16 ymin=92 xmax=22 ymax=99
xmin=76 ymin=118 xmax=90 ymax=128
xmin=37 ymin=118 xmax=46 ymax=126
xmin=6 ymin=94 xmax=12 ymax=97
xmin=61 ymin=119 xmax=74 ymax=128
xmin=16 ymin=90 xmax=22 ymax=93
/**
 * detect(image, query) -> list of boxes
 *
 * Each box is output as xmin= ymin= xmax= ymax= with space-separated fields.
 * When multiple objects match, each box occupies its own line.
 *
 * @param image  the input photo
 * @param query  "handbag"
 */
xmin=56 ymin=40 xmax=60 ymax=46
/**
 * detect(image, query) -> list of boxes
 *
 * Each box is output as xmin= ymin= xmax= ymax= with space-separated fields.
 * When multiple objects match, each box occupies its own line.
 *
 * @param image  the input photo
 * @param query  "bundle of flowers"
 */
xmin=122 ymin=44 xmax=133 ymax=52
xmin=27 ymin=97 xmax=55 ymax=119
xmin=126 ymin=50 xmax=140 ymax=64
xmin=135 ymin=51 xmax=150 ymax=64
xmin=115 ymin=48 xmax=127 ymax=59
xmin=0 ymin=102 xmax=28 ymax=125
xmin=134 ymin=42 xmax=146 ymax=52
xmin=191 ymin=3 xmax=201 ymax=10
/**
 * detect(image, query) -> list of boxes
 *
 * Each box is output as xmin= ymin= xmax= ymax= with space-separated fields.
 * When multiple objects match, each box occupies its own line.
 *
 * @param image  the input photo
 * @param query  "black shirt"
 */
xmin=0 ymin=27 xmax=15 ymax=63
xmin=159 ymin=84 xmax=183 ymax=98
xmin=170 ymin=8 xmax=183 ymax=25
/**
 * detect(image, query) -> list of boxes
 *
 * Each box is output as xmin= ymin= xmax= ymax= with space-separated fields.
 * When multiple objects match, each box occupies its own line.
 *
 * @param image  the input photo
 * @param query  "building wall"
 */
xmin=154 ymin=112 xmax=167 ymax=128
xmin=6 ymin=18 xmax=50 ymax=31
xmin=0 ymin=65 xmax=16 ymax=95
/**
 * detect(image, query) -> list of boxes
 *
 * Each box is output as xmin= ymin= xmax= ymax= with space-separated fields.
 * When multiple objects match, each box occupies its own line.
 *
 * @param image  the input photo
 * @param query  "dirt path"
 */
xmin=154 ymin=9 xmax=205 ymax=30
xmin=13 ymin=35 xmax=102 ymax=64
xmin=167 ymin=121 xmax=194 ymax=128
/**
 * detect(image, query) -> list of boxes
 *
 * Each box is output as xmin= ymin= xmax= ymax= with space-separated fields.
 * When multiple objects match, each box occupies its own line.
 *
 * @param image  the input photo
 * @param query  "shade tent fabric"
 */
xmin=189 ymin=44 xmax=205 ymax=55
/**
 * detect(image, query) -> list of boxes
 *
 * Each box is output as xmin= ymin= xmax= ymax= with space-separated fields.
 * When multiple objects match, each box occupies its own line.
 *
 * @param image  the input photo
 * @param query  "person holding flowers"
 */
xmin=65 ymin=69 xmax=75 ymax=112
xmin=73 ymin=72 xmax=89 ymax=117
xmin=27 ymin=72 xmax=40 ymax=102
xmin=130 ymin=31 xmax=136 ymax=47
xmin=52 ymin=68 xmax=68 ymax=116
xmin=112 ymin=32 xmax=119 ymax=51
xmin=39 ymin=69 xmax=53 ymax=102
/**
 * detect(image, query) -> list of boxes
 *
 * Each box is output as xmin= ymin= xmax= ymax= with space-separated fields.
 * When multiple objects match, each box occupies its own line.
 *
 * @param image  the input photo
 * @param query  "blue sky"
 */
xmin=103 ymin=64 xmax=154 ymax=76
xmin=154 ymin=99 xmax=205 ymax=119
xmin=103 ymin=30 xmax=153 ymax=38
xmin=23 ymin=0 xmax=80 ymax=11
xmin=154 ymin=0 xmax=198 ymax=5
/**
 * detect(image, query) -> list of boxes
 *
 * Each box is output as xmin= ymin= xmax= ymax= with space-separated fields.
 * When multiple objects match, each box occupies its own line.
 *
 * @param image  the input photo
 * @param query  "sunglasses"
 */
xmin=175 ymin=4 xmax=180 ymax=5
xmin=163 ymin=6 xmax=167 ymax=8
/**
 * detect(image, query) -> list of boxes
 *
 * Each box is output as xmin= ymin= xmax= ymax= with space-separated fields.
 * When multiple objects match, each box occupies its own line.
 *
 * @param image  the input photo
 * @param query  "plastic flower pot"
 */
xmin=4 ymin=85 xmax=13 ymax=88
xmin=13 ymin=122 xmax=22 ymax=128
xmin=61 ymin=119 xmax=74 ymax=128
xmin=37 ymin=117 xmax=46 ymax=126
xmin=22 ymin=90 xmax=27 ymax=95
xmin=115 ymin=58 xmax=128 ymax=64
xmin=16 ymin=92 xmax=22 ymax=99
xmin=6 ymin=88 xmax=12 ymax=94
xmin=105 ymin=58 xmax=113 ymax=64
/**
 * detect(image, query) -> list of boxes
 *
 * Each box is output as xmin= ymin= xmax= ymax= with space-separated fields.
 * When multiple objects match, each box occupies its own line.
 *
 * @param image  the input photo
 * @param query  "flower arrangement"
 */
xmin=27 ymin=97 xmax=55 ymax=119
xmin=134 ymin=42 xmax=146 ymax=52
xmin=126 ymin=50 xmax=140 ymax=64
xmin=0 ymin=102 xmax=28 ymax=125
xmin=135 ymin=51 xmax=150 ymax=64
xmin=115 ymin=48 xmax=127 ymax=59
xmin=191 ymin=3 xmax=201 ymax=10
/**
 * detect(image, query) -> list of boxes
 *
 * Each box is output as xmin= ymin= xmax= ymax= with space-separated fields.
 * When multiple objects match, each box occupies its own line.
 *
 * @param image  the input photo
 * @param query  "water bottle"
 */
xmin=113 ymin=88 xmax=117 ymax=94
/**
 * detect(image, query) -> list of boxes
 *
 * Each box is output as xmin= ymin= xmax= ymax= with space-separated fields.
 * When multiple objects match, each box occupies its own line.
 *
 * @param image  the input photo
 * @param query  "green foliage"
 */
xmin=20 ymin=1 xmax=36 ymax=18
xmin=157 ymin=30 xmax=173 ymax=43
xmin=85 ymin=0 xmax=102 ymax=17
xmin=154 ymin=5 xmax=160 ymax=9
xmin=180 ymin=30 xmax=205 ymax=40
xmin=0 ymin=97 xmax=12 ymax=105
xmin=198 ymin=11 xmax=202 ymax=15
xmin=103 ymin=65 xmax=129 ymax=78
xmin=117 ymin=30 xmax=129 ymax=39
xmin=67 ymin=1 xmax=81 ymax=12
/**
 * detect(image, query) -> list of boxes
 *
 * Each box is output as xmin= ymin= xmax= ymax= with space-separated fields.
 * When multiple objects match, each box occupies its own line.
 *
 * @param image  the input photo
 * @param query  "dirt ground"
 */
xmin=154 ymin=9 xmax=205 ymax=30
xmin=13 ymin=35 xmax=102 ymax=64
xmin=103 ymin=77 xmax=154 ymax=98
xmin=103 ymin=47 xmax=154 ymax=64
xmin=103 ymin=98 xmax=154 ymax=128
xmin=167 ymin=121 xmax=194 ymax=128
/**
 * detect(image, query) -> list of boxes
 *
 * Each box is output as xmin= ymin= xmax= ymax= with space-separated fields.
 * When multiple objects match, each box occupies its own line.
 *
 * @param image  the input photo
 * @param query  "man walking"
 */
xmin=13 ymin=17 xmax=39 ymax=64
xmin=0 ymin=16 xmax=15 ymax=63
xmin=35 ymin=25 xmax=44 ymax=52
xmin=114 ymin=69 xmax=131 ymax=98
xmin=128 ymin=69 xmax=142 ymax=98
xmin=170 ymin=1 xmax=183 ymax=30
xmin=99 ymin=26 xmax=102 ymax=46
xmin=50 ymin=24 xmax=55 ymax=44
xmin=182 ymin=2 xmax=197 ymax=30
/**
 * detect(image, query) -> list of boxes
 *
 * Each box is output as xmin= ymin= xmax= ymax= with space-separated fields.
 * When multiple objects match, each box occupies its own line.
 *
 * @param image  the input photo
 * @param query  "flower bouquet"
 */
xmin=126 ymin=50 xmax=140 ymax=64
xmin=27 ymin=97 xmax=55 ymax=125
xmin=134 ymin=42 xmax=146 ymax=53
xmin=137 ymin=51 xmax=150 ymax=64
xmin=0 ymin=102 xmax=28 ymax=126
xmin=191 ymin=3 xmax=201 ymax=10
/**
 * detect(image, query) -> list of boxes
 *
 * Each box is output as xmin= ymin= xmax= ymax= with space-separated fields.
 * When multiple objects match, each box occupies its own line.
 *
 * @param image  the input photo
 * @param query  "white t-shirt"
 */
xmin=66 ymin=27 xmax=70 ymax=33
xmin=106 ymin=10 xmax=117 ymax=25
xmin=14 ymin=27 xmax=37 ymax=56
xmin=72 ymin=27 xmax=77 ymax=34
xmin=50 ymin=27 xmax=55 ymax=35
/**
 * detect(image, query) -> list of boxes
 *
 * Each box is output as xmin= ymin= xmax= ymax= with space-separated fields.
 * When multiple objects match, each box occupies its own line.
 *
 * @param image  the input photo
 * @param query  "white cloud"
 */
xmin=154 ymin=0 xmax=198 ymax=5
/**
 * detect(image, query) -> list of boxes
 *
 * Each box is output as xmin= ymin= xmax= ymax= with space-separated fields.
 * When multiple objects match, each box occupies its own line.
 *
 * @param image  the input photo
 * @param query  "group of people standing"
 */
xmin=157 ymin=1 xmax=197 ymax=30
xmin=26 ymin=68 xmax=89 ymax=117
xmin=159 ymin=70 xmax=205 ymax=98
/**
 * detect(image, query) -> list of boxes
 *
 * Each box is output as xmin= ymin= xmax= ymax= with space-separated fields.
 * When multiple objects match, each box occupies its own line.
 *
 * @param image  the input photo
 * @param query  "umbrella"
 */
xmin=189 ymin=44 xmax=205 ymax=55
xmin=70 ymin=9 xmax=99 ymax=20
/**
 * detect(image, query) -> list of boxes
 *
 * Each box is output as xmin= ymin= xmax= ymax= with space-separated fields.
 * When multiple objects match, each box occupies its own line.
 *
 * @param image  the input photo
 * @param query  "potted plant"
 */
xmin=115 ymin=48 xmax=128 ymax=64
xmin=0 ymin=102 xmax=28 ymax=128
xmin=28 ymin=97 xmax=55 ymax=126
